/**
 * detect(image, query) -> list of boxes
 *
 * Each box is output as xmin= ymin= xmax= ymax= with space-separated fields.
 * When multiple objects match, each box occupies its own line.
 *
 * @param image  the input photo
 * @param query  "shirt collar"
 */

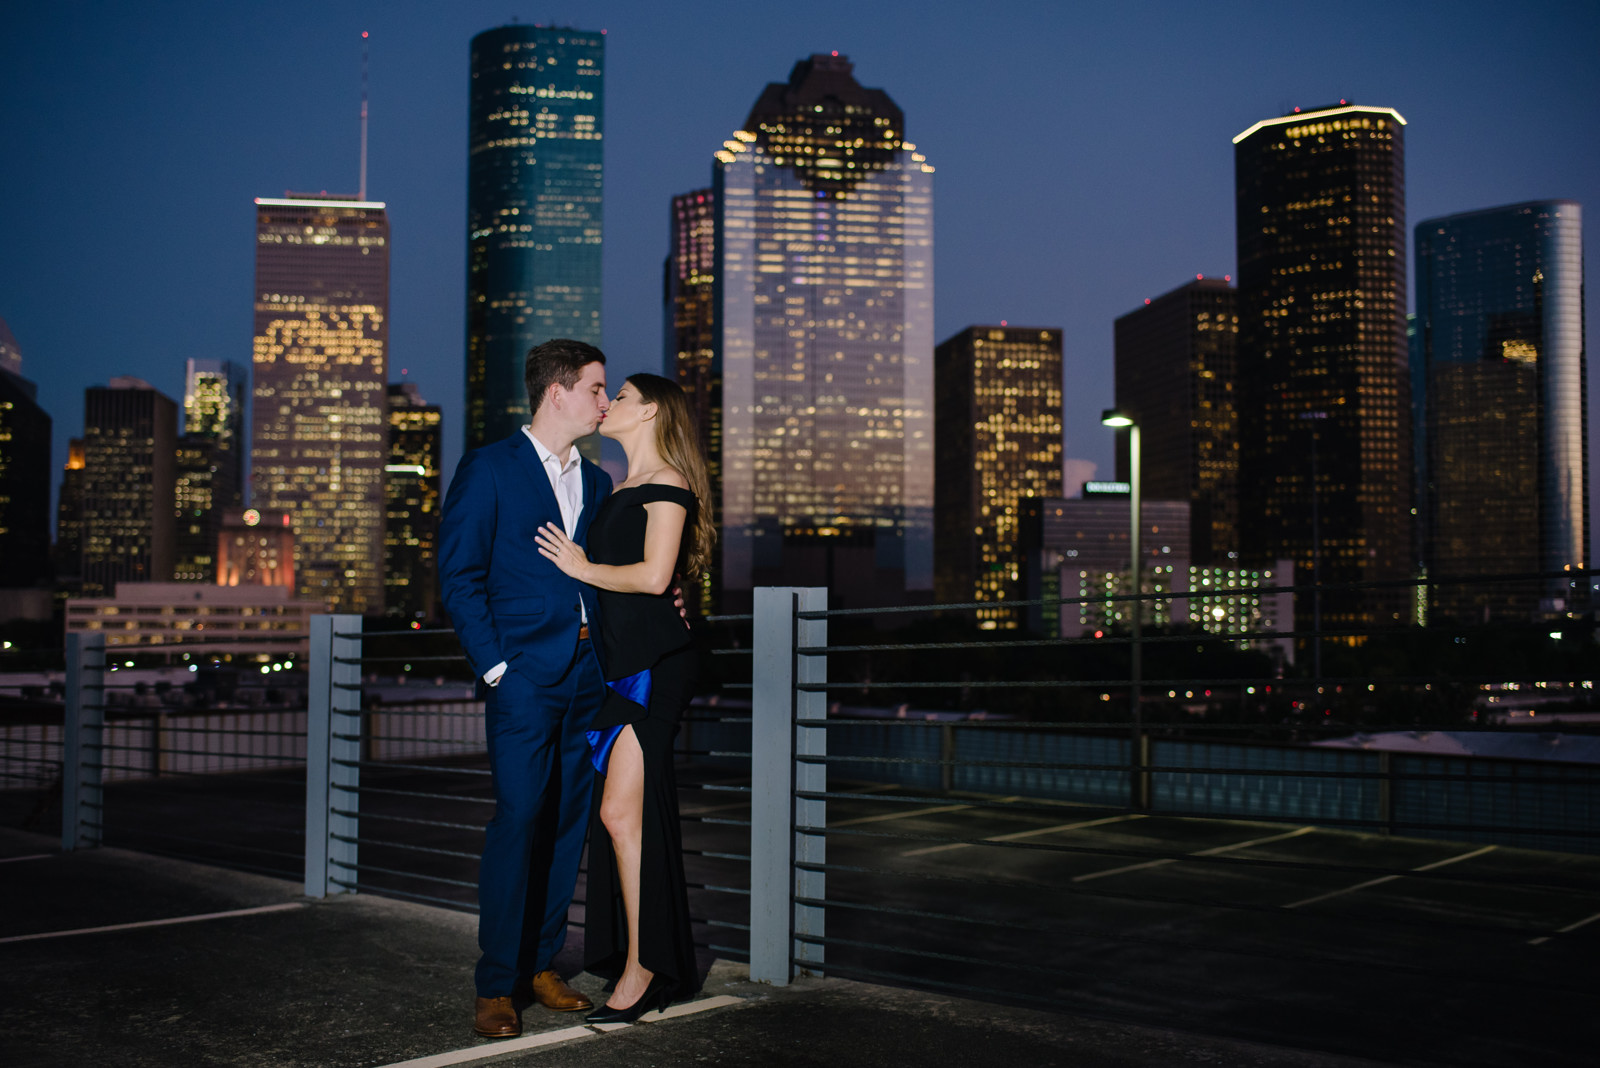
xmin=523 ymin=427 xmax=580 ymax=471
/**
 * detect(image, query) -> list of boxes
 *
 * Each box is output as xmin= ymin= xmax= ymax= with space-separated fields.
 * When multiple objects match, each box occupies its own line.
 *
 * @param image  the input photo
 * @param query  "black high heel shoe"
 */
xmin=584 ymin=974 xmax=674 ymax=1025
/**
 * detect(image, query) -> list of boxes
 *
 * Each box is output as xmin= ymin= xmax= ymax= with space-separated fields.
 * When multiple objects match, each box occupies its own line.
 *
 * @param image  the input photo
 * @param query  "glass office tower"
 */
xmin=1414 ymin=201 xmax=1587 ymax=621
xmin=55 ymin=438 xmax=86 ymax=586
xmin=713 ymin=54 xmax=934 ymax=607
xmin=465 ymin=24 xmax=604 ymax=451
xmin=664 ymin=188 xmax=720 ymax=612
xmin=934 ymin=326 xmax=1063 ymax=628
xmin=250 ymin=194 xmax=390 ymax=614
xmin=175 ymin=359 xmax=247 ymax=582
xmin=385 ymin=383 xmax=443 ymax=622
xmin=82 ymin=378 xmax=177 ymax=596
xmin=1234 ymin=104 xmax=1412 ymax=630
xmin=1113 ymin=278 xmax=1239 ymax=564
xmin=0 ymin=344 xmax=52 ymax=589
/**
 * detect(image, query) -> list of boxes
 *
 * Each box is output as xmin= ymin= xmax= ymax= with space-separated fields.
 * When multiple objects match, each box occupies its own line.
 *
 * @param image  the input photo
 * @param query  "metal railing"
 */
xmin=55 ymin=632 xmax=311 ymax=879
xmin=297 ymin=614 xmax=759 ymax=969
xmin=733 ymin=578 xmax=1600 ymax=1007
xmin=27 ymin=571 xmax=1598 ymax=1012
xmin=0 ymin=667 xmax=64 ymax=834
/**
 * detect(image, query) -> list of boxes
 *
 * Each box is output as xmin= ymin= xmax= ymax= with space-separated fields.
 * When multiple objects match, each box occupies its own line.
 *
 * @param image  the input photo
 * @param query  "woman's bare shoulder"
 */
xmin=645 ymin=467 xmax=690 ymax=490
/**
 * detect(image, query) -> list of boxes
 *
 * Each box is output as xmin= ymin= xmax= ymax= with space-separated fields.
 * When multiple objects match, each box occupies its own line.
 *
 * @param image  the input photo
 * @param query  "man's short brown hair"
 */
xmin=525 ymin=339 xmax=606 ymax=417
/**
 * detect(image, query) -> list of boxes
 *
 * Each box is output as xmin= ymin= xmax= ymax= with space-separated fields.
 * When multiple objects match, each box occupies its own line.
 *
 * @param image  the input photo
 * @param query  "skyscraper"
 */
xmin=665 ymin=188 xmax=720 ymax=612
xmin=1414 ymin=200 xmax=1587 ymax=621
xmin=250 ymin=194 xmax=390 ymax=614
xmin=0 ymin=317 xmax=21 ymax=376
xmin=465 ymin=24 xmax=604 ymax=452
xmin=55 ymin=438 xmax=86 ymax=586
xmin=709 ymin=53 xmax=934 ymax=607
xmin=175 ymin=359 xmax=247 ymax=583
xmin=385 ymin=382 xmax=443 ymax=621
xmin=184 ymin=359 xmax=247 ymax=490
xmin=1113 ymin=278 xmax=1239 ymax=564
xmin=173 ymin=437 xmax=219 ymax=582
xmin=0 ymin=327 xmax=52 ymax=589
xmin=1234 ymin=103 xmax=1412 ymax=629
xmin=934 ymin=325 xmax=1063 ymax=628
xmin=81 ymin=378 xmax=177 ymax=596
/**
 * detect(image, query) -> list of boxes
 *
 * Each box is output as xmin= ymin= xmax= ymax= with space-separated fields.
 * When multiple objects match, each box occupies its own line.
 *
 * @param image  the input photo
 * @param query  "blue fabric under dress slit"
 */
xmin=587 ymin=669 xmax=651 ymax=773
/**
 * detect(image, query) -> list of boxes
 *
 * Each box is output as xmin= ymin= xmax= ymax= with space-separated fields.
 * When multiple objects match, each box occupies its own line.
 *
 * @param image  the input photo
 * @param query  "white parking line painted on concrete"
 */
xmin=378 ymin=1024 xmax=594 ymax=1067
xmin=0 ymin=902 xmax=305 ymax=945
xmin=901 ymin=813 xmax=1146 ymax=857
xmin=1073 ymin=825 xmax=1316 ymax=882
xmin=833 ymin=803 xmax=974 ymax=827
xmin=1285 ymin=844 xmax=1498 ymax=909
xmin=373 ymin=996 xmax=745 ymax=1068
xmin=1528 ymin=910 xmax=1600 ymax=946
xmin=0 ymin=853 xmax=53 ymax=864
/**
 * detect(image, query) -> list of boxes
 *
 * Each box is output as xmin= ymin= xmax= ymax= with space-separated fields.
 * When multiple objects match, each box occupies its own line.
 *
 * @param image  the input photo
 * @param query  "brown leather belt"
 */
xmin=578 ymin=624 xmax=590 ymax=641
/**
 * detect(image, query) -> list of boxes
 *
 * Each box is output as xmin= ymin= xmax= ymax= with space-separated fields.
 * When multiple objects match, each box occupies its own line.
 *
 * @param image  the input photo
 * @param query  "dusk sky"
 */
xmin=5 ymin=0 xmax=1597 ymax=508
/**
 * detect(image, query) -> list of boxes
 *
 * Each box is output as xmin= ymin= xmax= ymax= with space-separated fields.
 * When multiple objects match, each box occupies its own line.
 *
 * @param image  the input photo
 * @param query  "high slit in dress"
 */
xmin=581 ymin=483 xmax=702 ymax=1004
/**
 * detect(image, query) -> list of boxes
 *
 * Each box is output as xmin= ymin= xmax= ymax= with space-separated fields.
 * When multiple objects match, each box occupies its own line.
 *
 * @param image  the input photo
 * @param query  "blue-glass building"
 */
xmin=465 ymin=24 xmax=604 ymax=450
xmin=1414 ymin=201 xmax=1588 ymax=621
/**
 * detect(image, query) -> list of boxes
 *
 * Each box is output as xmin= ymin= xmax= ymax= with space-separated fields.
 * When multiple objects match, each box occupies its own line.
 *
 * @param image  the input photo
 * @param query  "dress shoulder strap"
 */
xmin=630 ymin=484 xmax=696 ymax=509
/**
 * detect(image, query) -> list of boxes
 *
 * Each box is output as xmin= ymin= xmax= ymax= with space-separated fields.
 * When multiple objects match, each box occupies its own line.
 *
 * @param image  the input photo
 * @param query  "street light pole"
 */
xmin=1103 ymin=409 xmax=1144 ymax=808
xmin=1129 ymin=421 xmax=1142 ymax=737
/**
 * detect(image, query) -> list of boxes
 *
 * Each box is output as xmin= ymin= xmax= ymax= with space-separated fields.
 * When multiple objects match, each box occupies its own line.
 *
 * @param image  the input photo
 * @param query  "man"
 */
xmin=439 ymin=339 xmax=611 ymax=1038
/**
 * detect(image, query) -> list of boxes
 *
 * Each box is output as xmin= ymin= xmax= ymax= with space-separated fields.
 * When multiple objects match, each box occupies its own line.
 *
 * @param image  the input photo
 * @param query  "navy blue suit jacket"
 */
xmin=438 ymin=432 xmax=613 ymax=688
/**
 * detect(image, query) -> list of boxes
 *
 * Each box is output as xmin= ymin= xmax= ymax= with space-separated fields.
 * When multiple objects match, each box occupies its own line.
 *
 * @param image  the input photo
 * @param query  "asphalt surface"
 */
xmin=4 ymin=756 xmax=1599 ymax=1065
xmin=0 ymin=829 xmax=1396 ymax=1068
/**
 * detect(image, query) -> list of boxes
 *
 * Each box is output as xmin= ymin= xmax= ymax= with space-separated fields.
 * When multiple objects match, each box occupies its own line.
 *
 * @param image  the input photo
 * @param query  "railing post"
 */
xmin=939 ymin=724 xmax=955 ymax=794
xmin=749 ymin=586 xmax=826 ymax=983
xmin=61 ymin=632 xmax=105 ymax=851
xmin=1378 ymin=751 xmax=1394 ymax=836
xmin=792 ymin=587 xmax=827 ymax=977
xmin=305 ymin=614 xmax=362 ymax=897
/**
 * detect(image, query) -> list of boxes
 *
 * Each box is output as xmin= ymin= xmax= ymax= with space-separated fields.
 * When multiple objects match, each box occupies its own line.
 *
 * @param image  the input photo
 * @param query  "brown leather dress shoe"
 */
xmin=529 ymin=969 xmax=593 ymax=1012
xmin=474 ymin=996 xmax=521 ymax=1038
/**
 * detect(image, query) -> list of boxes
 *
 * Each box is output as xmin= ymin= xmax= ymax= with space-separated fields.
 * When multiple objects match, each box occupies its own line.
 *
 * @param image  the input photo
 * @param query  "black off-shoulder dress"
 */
xmin=582 ymin=483 xmax=702 ymax=1004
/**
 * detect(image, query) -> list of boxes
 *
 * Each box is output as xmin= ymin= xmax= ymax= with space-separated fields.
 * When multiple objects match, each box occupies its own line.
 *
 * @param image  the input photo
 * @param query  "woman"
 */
xmin=534 ymin=372 xmax=714 ymax=1024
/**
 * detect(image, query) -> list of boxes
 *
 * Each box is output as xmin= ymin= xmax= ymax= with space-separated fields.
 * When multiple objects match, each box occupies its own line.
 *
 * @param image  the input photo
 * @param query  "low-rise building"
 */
xmin=64 ymin=582 xmax=315 ymax=663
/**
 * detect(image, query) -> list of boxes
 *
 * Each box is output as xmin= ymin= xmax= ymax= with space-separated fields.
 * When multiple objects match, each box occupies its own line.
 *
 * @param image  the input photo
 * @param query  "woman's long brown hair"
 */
xmin=626 ymin=373 xmax=715 ymax=581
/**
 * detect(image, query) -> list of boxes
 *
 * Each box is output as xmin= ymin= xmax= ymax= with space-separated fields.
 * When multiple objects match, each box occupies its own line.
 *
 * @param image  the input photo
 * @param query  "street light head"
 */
xmin=1101 ymin=409 xmax=1135 ymax=428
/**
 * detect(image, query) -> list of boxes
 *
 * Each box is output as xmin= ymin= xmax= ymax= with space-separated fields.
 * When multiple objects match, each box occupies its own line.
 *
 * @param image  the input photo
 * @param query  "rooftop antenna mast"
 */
xmin=359 ymin=31 xmax=370 ymax=200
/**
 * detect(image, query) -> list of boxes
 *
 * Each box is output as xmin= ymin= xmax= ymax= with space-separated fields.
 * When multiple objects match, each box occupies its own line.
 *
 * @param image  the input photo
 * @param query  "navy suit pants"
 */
xmin=475 ymin=639 xmax=603 ymax=996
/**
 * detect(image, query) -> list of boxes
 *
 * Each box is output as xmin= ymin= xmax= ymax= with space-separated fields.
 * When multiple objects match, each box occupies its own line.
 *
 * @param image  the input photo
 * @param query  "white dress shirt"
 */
xmin=484 ymin=429 xmax=586 ymax=687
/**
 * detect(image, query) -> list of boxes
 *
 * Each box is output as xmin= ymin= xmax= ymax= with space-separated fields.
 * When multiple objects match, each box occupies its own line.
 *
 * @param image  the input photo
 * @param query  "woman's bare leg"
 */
xmin=598 ymin=725 xmax=654 ymax=1007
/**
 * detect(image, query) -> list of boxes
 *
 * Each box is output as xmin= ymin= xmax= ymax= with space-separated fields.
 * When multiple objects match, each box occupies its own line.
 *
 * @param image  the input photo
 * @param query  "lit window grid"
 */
xmin=466 ymin=26 xmax=605 ymax=449
xmin=717 ymin=145 xmax=934 ymax=590
xmin=1414 ymin=201 xmax=1587 ymax=621
xmin=251 ymin=200 xmax=390 ymax=614
xmin=1235 ymin=108 xmax=1411 ymax=626
xmin=938 ymin=327 xmax=1063 ymax=628
xmin=1074 ymin=565 xmax=1283 ymax=639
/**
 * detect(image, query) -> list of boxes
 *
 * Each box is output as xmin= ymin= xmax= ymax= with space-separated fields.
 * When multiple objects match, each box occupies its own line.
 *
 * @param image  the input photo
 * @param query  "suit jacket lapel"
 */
xmin=509 ymin=432 xmax=562 ymax=523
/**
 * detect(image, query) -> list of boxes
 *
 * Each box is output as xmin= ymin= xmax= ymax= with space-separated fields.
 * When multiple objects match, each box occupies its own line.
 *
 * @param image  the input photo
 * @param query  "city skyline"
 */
xmin=3 ymin=1 xmax=1598 ymax=554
